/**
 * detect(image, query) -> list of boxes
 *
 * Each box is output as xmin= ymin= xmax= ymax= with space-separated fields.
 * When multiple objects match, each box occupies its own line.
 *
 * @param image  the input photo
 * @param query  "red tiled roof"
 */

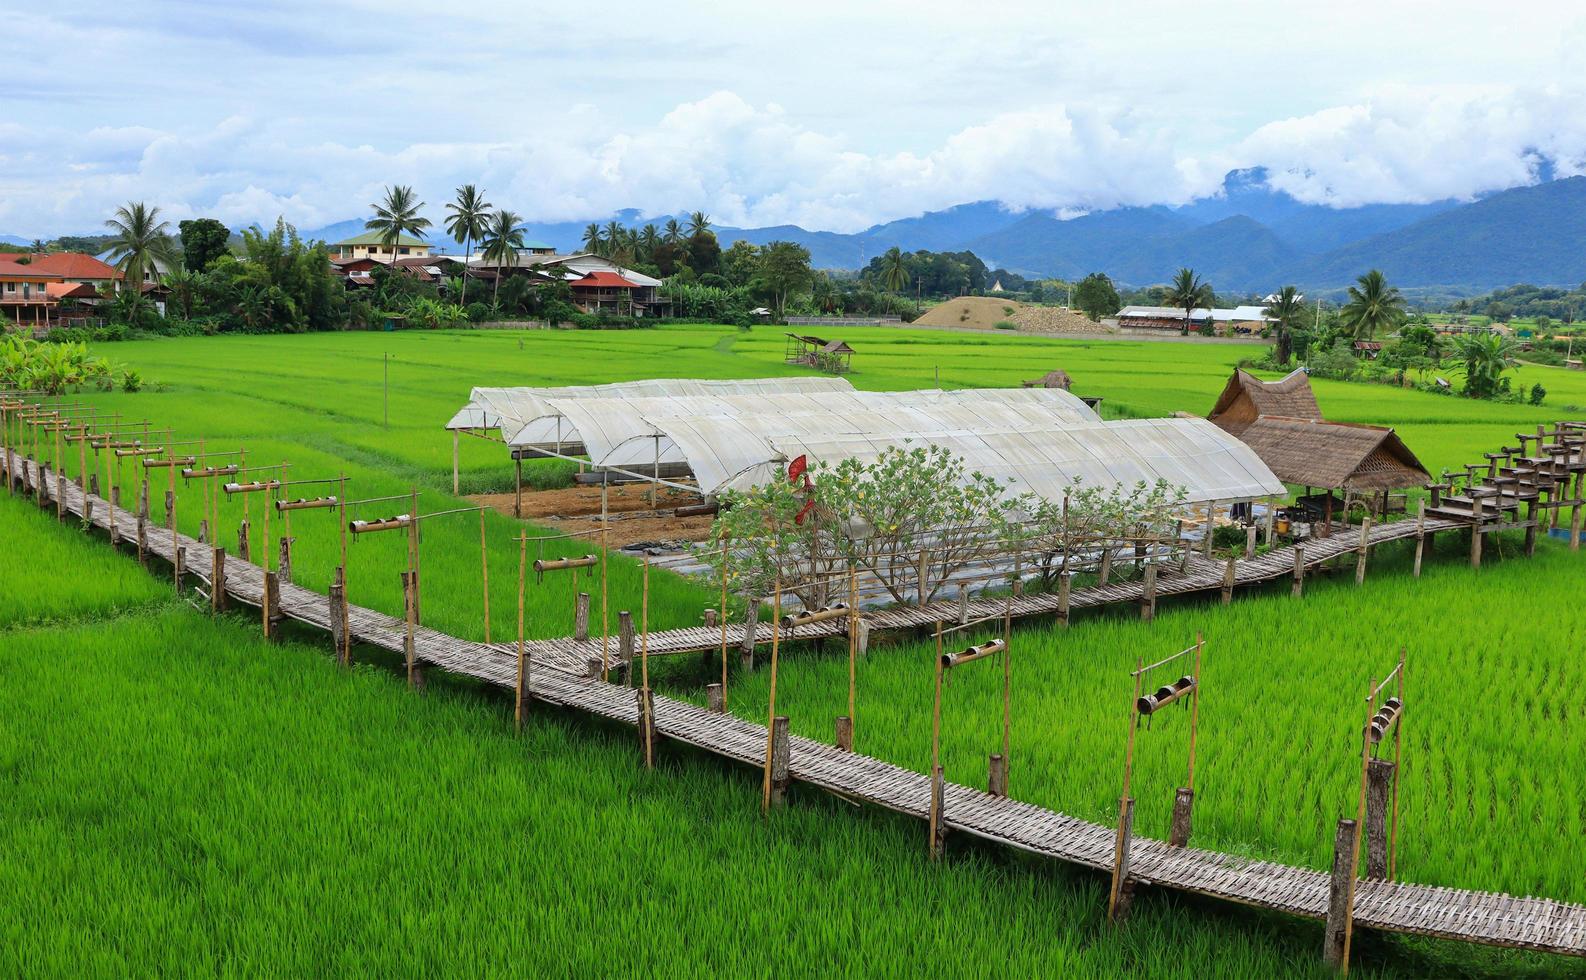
xmin=572 ymin=271 xmax=639 ymax=289
xmin=0 ymin=260 xmax=64 ymax=280
xmin=26 ymin=252 xmax=123 ymax=280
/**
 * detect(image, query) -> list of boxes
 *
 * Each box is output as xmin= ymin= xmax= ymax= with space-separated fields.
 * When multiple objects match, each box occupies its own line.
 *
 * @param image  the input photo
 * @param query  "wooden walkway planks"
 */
xmin=10 ymin=451 xmax=1586 ymax=960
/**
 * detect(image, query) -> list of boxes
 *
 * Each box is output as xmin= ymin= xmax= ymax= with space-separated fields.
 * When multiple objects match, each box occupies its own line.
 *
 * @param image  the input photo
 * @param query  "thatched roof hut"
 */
xmin=1022 ymin=369 xmax=1073 ymax=390
xmin=1233 ymin=417 xmax=1429 ymax=491
xmin=1208 ymin=369 xmax=1321 ymax=436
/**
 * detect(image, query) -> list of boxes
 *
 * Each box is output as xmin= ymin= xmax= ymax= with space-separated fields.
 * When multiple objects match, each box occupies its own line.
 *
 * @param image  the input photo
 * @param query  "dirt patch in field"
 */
xmin=470 ymin=482 xmax=718 ymax=549
xmin=913 ymin=296 xmax=1028 ymax=330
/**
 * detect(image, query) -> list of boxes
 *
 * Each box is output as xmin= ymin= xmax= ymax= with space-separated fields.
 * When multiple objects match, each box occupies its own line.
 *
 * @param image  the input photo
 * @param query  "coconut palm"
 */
xmin=1262 ymin=285 xmax=1303 ymax=366
xmin=687 ymin=211 xmax=711 ymax=237
xmin=1453 ymin=332 xmax=1522 ymax=399
xmin=365 ymin=185 xmax=431 ymax=264
xmin=638 ymin=224 xmax=660 ymax=259
xmin=880 ymin=247 xmax=909 ymax=294
xmin=1166 ymin=267 xmax=1213 ymax=336
xmin=481 ymin=210 xmax=525 ymax=307
xmin=103 ymin=202 xmax=179 ymax=307
xmin=663 ymin=218 xmax=684 ymax=244
xmin=581 ymin=223 xmax=603 ymax=255
xmin=444 ymin=184 xmax=491 ymax=306
xmin=29 ymin=239 xmax=46 ymax=254
xmin=602 ymin=220 xmax=624 ymax=258
xmin=1339 ymin=269 xmax=1406 ymax=341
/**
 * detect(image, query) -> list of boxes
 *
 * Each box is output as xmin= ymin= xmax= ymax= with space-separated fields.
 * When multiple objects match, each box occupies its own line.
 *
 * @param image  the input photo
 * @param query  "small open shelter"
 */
xmin=784 ymin=334 xmax=854 ymax=374
xmin=1208 ymin=368 xmax=1321 ymax=436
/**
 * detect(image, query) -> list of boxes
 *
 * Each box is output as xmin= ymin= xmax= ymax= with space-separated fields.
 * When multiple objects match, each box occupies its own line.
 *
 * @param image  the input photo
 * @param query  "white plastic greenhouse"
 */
xmin=445 ymin=378 xmax=1283 ymax=505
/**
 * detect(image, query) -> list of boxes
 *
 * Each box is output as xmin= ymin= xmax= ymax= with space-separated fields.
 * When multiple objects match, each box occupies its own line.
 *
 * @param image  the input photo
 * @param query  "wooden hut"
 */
xmin=784 ymin=334 xmax=854 ymax=374
xmin=1022 ymin=369 xmax=1072 ymax=390
xmin=1207 ymin=369 xmax=1321 ymax=436
xmin=1233 ymin=416 xmax=1430 ymax=526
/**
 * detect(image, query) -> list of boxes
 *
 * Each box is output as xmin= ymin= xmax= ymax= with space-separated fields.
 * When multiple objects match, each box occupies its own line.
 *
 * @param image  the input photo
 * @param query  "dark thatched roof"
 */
xmin=1022 ymin=369 xmax=1073 ymax=390
xmin=1209 ymin=369 xmax=1321 ymax=435
xmin=1233 ymin=417 xmax=1430 ymax=491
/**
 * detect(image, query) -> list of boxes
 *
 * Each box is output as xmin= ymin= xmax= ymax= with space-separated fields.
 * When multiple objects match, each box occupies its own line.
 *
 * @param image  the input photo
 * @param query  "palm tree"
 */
xmin=1165 ymin=267 xmax=1213 ymax=336
xmin=1262 ymin=285 xmax=1303 ymax=366
xmin=365 ymin=185 xmax=431 ymax=264
xmin=29 ymin=239 xmax=45 ymax=255
xmin=581 ymin=223 xmax=603 ymax=255
xmin=481 ymin=210 xmax=525 ymax=307
xmin=639 ymin=224 xmax=660 ymax=259
xmin=1339 ymin=269 xmax=1406 ymax=341
xmin=687 ymin=211 xmax=711 ymax=237
xmin=104 ymin=202 xmax=179 ymax=317
xmin=602 ymin=220 xmax=624 ymax=258
xmin=880 ymin=247 xmax=909 ymax=294
xmin=1453 ymin=332 xmax=1522 ymax=399
xmin=444 ymin=184 xmax=492 ymax=306
xmin=663 ymin=218 xmax=684 ymax=244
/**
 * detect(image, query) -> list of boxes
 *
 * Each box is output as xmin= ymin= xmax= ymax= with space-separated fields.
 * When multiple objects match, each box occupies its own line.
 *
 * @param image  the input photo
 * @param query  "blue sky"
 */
xmin=4 ymin=0 xmax=1586 ymax=236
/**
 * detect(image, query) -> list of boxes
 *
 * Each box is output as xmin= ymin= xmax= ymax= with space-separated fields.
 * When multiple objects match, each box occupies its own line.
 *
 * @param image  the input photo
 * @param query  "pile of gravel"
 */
xmin=1012 ymin=306 xmax=1117 ymax=334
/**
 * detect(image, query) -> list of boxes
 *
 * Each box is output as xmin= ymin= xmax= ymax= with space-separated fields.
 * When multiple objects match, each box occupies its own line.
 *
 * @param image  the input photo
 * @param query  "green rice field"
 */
xmin=3 ymin=324 xmax=1583 ymax=977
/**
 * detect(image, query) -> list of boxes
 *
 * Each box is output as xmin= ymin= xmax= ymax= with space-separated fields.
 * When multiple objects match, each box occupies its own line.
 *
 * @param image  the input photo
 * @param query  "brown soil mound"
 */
xmin=913 ymin=296 xmax=1027 ymax=330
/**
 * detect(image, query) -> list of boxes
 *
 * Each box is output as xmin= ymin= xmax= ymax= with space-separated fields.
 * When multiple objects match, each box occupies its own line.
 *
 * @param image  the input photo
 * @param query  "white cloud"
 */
xmin=1235 ymin=86 xmax=1586 ymax=206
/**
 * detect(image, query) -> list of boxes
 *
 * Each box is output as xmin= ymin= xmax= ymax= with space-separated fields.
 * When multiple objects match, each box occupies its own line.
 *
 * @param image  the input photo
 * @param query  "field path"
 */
xmin=11 ymin=450 xmax=1586 ymax=963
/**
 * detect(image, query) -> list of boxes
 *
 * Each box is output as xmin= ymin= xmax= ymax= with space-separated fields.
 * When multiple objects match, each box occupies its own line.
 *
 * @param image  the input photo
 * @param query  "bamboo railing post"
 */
xmin=574 ymin=591 xmax=591 ymax=641
xmin=1057 ymin=571 xmax=1071 ymax=627
xmin=769 ymin=715 xmax=791 ymax=809
xmin=402 ymin=570 xmax=419 ymax=689
xmin=637 ymin=686 xmax=657 ymax=770
xmin=1323 ymin=817 xmax=1358 ymax=972
xmin=328 ymin=583 xmax=346 ymax=660
xmin=1221 ymin=554 xmax=1236 ymax=604
xmin=1139 ymin=564 xmax=1156 ymax=621
xmin=1413 ymin=499 xmax=1426 ymax=577
xmin=1365 ymin=759 xmax=1396 ymax=880
xmin=262 ymin=570 xmax=280 ymax=641
xmin=1292 ymin=545 xmax=1305 ymax=598
xmin=211 ymin=548 xmax=227 ymax=612
xmin=1470 ymin=494 xmax=1484 ymax=568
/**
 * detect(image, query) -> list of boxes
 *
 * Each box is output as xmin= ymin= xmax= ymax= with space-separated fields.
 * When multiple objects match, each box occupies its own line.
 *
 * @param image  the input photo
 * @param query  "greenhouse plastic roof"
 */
xmin=530 ymin=387 xmax=1102 ymax=469
xmin=444 ymin=376 xmax=854 ymax=432
xmin=702 ymin=417 xmax=1286 ymax=504
xmin=444 ymin=379 xmax=1282 ymax=504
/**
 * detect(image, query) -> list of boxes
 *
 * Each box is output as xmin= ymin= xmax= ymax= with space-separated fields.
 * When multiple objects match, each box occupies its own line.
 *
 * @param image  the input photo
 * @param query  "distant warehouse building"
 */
xmin=1117 ymin=305 xmax=1273 ymax=336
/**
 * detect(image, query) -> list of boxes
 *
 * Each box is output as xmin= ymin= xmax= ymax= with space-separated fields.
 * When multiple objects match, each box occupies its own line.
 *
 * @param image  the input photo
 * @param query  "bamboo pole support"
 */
xmin=402 ymin=570 xmax=419 ymax=688
xmin=515 ymin=533 xmax=529 ymax=728
xmin=1292 ymin=545 xmax=1305 ymax=598
xmin=707 ymin=683 xmax=724 ymax=714
xmin=1169 ymin=787 xmax=1195 ymax=848
xmin=760 ymin=579 xmax=782 ymax=813
xmin=601 ymin=480 xmax=610 ymax=681
xmin=834 ymin=715 xmax=853 ymax=752
xmin=574 ymin=591 xmax=590 ymax=641
xmin=1470 ymin=494 xmax=1484 ymax=568
xmin=1109 ymin=656 xmax=1143 ymax=922
xmin=479 ymin=508 xmax=491 ymax=645
xmin=1413 ymin=500 xmax=1426 ymax=577
xmin=262 ymin=570 xmax=280 ymax=641
xmin=328 ymin=583 xmax=346 ymax=660
xmin=211 ymin=548 xmax=227 ymax=612
xmin=637 ymin=686 xmax=657 ymax=769
xmin=1366 ymin=759 xmax=1395 ymax=880
xmin=719 ymin=534 xmax=730 ymax=709
xmin=1221 ymin=554 xmax=1236 ymax=604
xmin=1354 ymin=517 xmax=1372 ymax=586
xmin=618 ymin=610 xmax=635 ymax=667
xmin=988 ymin=753 xmax=1007 ymax=797
xmin=928 ymin=764 xmax=946 ymax=860
xmin=1057 ymin=571 xmax=1071 ymax=627
xmin=1139 ymin=564 xmax=1156 ymax=621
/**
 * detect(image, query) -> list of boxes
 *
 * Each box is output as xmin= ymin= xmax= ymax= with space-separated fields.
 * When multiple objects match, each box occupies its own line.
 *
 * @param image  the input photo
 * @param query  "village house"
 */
xmin=1117 ymin=304 xmax=1273 ymax=335
xmin=0 ymin=258 xmax=65 ymax=327
xmin=475 ymin=252 xmax=668 ymax=315
xmin=332 ymin=231 xmax=432 ymax=261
